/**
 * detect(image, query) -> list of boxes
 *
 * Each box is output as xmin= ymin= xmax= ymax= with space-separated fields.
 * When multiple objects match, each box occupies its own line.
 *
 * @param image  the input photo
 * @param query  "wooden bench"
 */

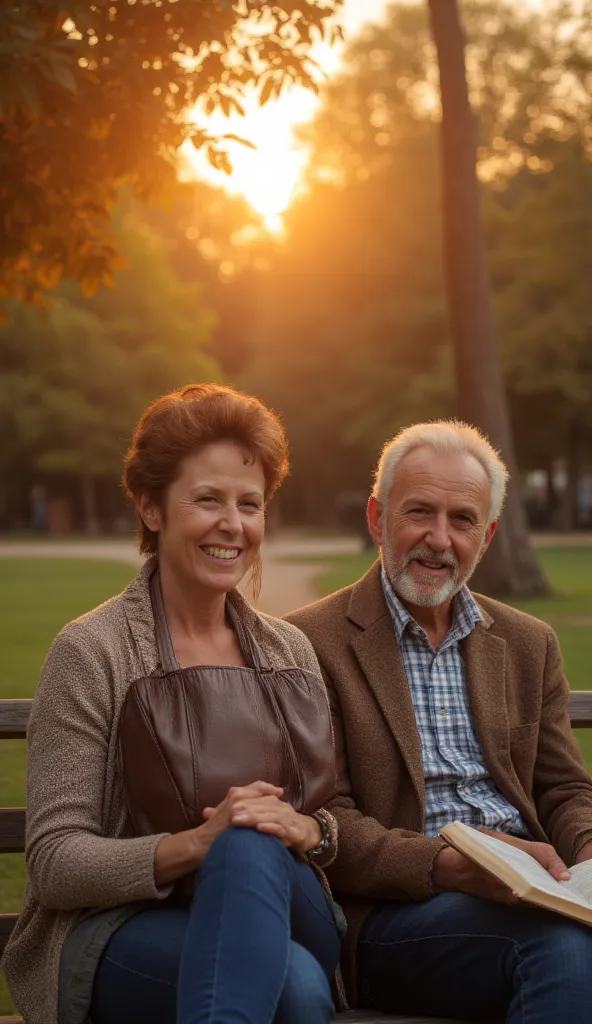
xmin=3 ymin=692 xmax=592 ymax=1024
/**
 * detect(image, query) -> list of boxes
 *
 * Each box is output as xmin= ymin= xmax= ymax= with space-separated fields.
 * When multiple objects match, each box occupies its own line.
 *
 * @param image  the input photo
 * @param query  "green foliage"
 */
xmin=136 ymin=179 xmax=270 ymax=373
xmin=0 ymin=0 xmax=342 ymax=309
xmin=240 ymin=0 xmax=592 ymax=522
xmin=0 ymin=221 xmax=218 ymax=484
xmin=240 ymin=12 xmax=455 ymax=516
xmin=306 ymin=0 xmax=592 ymax=184
xmin=489 ymin=137 xmax=592 ymax=469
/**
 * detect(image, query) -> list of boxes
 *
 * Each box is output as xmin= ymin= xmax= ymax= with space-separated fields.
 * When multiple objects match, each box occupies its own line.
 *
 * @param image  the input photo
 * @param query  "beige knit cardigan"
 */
xmin=3 ymin=557 xmax=337 ymax=1024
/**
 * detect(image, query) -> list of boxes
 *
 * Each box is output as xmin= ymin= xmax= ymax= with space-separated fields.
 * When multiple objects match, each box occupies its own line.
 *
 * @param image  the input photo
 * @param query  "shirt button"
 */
xmin=440 ymin=706 xmax=448 ymax=719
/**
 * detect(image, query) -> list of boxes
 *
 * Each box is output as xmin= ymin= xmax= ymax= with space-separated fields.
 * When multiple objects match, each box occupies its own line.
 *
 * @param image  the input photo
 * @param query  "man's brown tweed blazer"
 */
xmin=286 ymin=560 xmax=592 ymax=1004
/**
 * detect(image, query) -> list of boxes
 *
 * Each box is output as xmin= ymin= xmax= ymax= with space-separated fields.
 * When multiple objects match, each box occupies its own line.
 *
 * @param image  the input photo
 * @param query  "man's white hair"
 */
xmin=372 ymin=419 xmax=509 ymax=526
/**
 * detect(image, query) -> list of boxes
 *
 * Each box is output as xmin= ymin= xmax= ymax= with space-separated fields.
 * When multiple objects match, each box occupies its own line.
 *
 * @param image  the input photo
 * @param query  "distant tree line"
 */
xmin=2 ymin=0 xmax=592 ymax=555
xmin=239 ymin=0 xmax=592 ymax=539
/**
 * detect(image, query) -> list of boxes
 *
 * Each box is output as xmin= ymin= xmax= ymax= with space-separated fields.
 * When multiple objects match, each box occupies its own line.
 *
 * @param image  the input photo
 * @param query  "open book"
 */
xmin=440 ymin=820 xmax=592 ymax=927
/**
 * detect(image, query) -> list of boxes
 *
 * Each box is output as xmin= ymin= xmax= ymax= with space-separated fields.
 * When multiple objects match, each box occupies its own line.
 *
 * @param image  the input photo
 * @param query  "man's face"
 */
xmin=367 ymin=446 xmax=497 ymax=607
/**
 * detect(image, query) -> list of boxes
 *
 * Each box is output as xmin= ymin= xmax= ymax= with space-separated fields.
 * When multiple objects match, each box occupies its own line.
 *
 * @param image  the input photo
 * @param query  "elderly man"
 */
xmin=287 ymin=420 xmax=592 ymax=1024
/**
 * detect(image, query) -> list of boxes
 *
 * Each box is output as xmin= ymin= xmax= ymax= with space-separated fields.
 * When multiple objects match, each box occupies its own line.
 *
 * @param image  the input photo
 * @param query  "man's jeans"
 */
xmin=90 ymin=828 xmax=340 ymax=1024
xmin=358 ymin=892 xmax=592 ymax=1023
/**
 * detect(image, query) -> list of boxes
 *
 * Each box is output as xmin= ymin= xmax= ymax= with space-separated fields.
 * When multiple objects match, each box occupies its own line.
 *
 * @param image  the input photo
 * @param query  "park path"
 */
xmin=2 ymin=529 xmax=591 ymax=616
xmin=530 ymin=532 xmax=592 ymax=548
xmin=0 ymin=530 xmax=361 ymax=617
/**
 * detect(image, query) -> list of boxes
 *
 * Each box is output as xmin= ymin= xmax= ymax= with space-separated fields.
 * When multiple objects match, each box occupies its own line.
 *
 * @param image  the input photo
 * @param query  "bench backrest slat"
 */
xmin=0 ymin=701 xmax=30 ymax=740
xmin=2 ymin=693 xmax=592 ymax=737
xmin=567 ymin=691 xmax=592 ymax=728
xmin=0 ymin=810 xmax=25 ymax=854
xmin=0 ymin=913 xmax=19 ymax=956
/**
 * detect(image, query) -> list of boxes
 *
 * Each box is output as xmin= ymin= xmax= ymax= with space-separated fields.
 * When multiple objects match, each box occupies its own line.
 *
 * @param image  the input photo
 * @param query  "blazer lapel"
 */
xmin=348 ymin=563 xmax=425 ymax=814
xmin=463 ymin=620 xmax=528 ymax=814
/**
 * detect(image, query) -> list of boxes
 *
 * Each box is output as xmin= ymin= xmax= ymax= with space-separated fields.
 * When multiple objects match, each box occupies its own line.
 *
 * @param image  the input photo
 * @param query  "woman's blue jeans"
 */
xmin=358 ymin=891 xmax=592 ymax=1023
xmin=90 ymin=828 xmax=340 ymax=1024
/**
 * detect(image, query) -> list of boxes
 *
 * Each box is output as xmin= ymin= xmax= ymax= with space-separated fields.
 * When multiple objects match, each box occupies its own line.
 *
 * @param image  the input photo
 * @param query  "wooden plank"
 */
xmin=0 ymin=693 xmax=591 ymax=736
xmin=569 ymin=690 xmax=592 ymax=728
xmin=0 ymin=810 xmax=25 ymax=854
xmin=0 ymin=693 xmax=590 ymax=737
xmin=0 ymin=701 xmax=31 ymax=740
xmin=0 ymin=914 xmax=17 ymax=955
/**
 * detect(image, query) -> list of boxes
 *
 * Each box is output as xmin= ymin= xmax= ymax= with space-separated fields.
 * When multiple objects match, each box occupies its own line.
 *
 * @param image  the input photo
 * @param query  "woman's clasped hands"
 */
xmin=202 ymin=781 xmax=322 ymax=856
xmin=155 ymin=782 xmax=322 ymax=884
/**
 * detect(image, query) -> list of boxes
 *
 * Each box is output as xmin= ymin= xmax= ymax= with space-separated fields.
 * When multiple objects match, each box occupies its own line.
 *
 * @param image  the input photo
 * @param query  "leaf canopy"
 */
xmin=0 ymin=0 xmax=341 ymax=308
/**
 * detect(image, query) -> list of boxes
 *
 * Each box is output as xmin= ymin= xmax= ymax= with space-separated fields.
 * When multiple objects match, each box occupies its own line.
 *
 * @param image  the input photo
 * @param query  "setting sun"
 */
xmin=180 ymin=0 xmax=390 ymax=232
xmin=180 ymin=0 xmax=548 ymax=230
xmin=180 ymin=87 xmax=318 ymax=233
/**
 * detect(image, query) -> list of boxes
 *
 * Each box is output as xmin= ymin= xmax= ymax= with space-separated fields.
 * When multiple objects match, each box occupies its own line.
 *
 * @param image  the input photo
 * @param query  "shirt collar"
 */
xmin=380 ymin=564 xmax=482 ymax=645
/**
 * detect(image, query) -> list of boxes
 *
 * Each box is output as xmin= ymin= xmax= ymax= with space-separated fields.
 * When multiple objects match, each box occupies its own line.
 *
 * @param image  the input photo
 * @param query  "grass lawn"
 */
xmin=0 ymin=531 xmax=135 ymax=543
xmin=0 ymin=558 xmax=136 ymax=1014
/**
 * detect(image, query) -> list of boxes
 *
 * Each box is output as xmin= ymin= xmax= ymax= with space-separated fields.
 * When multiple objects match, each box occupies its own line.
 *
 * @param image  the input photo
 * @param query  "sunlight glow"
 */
xmin=181 ymin=87 xmax=318 ymax=233
xmin=179 ymin=0 xmax=387 ymax=232
xmin=180 ymin=0 xmax=549 ymax=231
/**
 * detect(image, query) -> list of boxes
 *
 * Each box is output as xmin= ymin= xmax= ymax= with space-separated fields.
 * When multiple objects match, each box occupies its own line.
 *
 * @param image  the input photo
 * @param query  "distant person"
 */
xmin=577 ymin=478 xmax=592 ymax=529
xmin=288 ymin=420 xmax=592 ymax=1023
xmin=29 ymin=484 xmax=47 ymax=531
xmin=4 ymin=385 xmax=342 ymax=1024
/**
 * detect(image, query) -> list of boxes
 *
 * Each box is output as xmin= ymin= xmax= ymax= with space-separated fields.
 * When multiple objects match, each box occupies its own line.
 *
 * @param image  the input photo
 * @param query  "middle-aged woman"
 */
xmin=2 ymin=384 xmax=343 ymax=1024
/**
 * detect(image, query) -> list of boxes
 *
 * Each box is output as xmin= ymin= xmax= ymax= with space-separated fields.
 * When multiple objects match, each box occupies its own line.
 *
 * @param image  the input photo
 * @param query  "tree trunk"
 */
xmin=81 ymin=476 xmax=100 ymax=535
xmin=427 ymin=0 xmax=549 ymax=597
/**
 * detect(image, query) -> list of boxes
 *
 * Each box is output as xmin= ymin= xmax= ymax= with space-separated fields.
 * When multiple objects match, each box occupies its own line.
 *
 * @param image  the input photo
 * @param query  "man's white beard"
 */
xmin=382 ymin=531 xmax=482 ymax=608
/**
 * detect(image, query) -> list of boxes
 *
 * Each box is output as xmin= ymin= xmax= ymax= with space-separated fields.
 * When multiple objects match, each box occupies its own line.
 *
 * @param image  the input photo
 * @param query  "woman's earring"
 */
xmin=250 ymin=554 xmax=263 ymax=602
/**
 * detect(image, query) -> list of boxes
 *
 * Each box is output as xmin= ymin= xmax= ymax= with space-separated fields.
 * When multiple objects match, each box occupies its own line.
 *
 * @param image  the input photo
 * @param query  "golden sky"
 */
xmin=181 ymin=0 xmax=546 ymax=231
xmin=181 ymin=0 xmax=392 ymax=230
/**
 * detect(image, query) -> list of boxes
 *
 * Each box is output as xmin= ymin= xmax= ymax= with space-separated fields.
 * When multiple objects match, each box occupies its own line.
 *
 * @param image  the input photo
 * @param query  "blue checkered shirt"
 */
xmin=381 ymin=568 xmax=528 ymax=838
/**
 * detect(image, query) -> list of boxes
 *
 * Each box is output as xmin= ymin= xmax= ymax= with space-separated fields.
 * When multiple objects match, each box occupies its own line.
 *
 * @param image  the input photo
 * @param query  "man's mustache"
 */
xmin=405 ymin=546 xmax=459 ymax=571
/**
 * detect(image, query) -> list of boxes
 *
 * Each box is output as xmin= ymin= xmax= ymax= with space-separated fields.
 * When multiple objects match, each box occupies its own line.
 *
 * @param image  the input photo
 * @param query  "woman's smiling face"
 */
xmin=139 ymin=440 xmax=266 ymax=595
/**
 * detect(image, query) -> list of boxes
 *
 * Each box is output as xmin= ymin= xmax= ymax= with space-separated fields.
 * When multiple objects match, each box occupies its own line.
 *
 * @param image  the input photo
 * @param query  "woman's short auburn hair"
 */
xmin=123 ymin=384 xmax=290 ymax=555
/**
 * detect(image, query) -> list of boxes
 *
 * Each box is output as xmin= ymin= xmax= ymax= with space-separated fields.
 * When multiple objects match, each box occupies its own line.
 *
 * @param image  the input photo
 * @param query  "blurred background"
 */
xmin=3 ymin=0 xmax=592 ymax=544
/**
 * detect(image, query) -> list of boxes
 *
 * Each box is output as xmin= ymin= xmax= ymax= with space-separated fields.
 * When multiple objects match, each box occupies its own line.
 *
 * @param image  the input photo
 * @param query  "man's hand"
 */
xmin=477 ymin=829 xmax=570 ymax=882
xmin=432 ymin=831 xmax=570 ymax=903
xmin=432 ymin=845 xmax=520 ymax=903
xmin=204 ymin=793 xmax=321 ymax=856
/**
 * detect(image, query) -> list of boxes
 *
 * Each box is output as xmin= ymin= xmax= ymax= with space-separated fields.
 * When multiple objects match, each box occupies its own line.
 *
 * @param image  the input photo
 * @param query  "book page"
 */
xmin=446 ymin=824 xmax=592 ymax=910
xmin=565 ymin=860 xmax=592 ymax=904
